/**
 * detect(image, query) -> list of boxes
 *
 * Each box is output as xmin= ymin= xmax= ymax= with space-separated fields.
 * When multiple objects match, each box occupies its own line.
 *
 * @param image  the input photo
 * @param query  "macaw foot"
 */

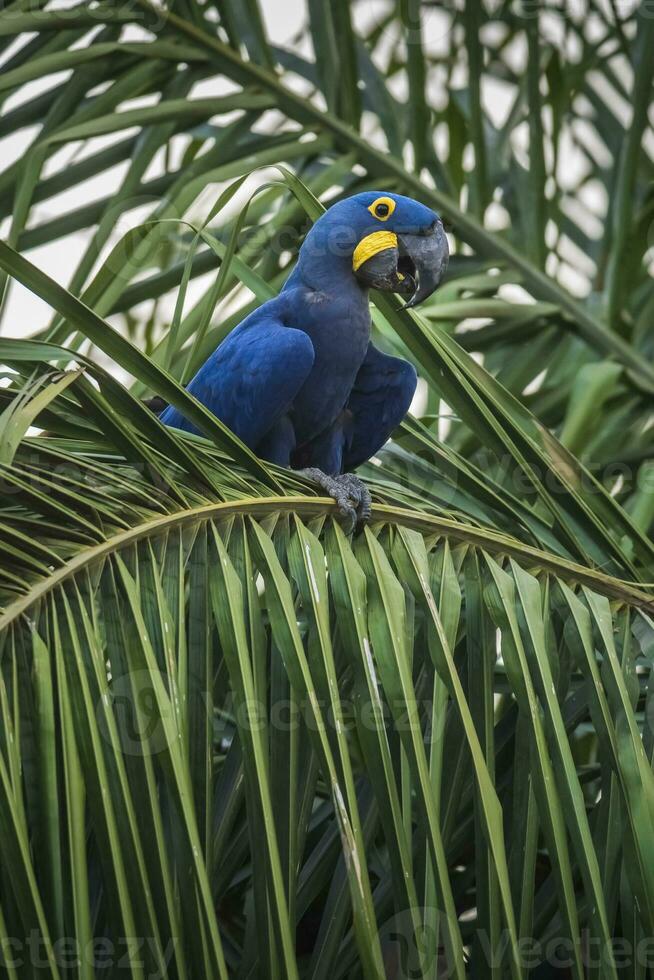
xmin=298 ymin=468 xmax=372 ymax=532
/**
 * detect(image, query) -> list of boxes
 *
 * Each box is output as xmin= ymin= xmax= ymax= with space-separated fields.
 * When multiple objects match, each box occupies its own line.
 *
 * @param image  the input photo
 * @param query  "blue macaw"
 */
xmin=161 ymin=191 xmax=449 ymax=526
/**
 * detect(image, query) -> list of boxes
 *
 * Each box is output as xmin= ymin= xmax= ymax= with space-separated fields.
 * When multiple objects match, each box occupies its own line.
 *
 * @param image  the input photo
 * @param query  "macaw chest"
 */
xmin=292 ymin=300 xmax=371 ymax=439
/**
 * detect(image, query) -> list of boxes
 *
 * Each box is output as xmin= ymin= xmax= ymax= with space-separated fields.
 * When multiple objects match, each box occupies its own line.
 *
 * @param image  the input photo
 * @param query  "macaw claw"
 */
xmin=298 ymin=468 xmax=372 ymax=532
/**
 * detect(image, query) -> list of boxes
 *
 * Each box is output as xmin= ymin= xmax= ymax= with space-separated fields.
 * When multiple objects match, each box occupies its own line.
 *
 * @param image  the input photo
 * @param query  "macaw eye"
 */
xmin=368 ymin=196 xmax=396 ymax=221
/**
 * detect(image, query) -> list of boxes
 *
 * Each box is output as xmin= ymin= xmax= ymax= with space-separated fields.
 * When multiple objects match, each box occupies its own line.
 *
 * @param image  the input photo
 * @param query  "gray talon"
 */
xmin=298 ymin=468 xmax=372 ymax=531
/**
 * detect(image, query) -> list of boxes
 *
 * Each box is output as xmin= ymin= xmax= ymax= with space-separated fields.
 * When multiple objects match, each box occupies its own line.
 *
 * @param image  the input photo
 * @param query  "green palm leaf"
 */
xmin=2 ymin=1 xmax=654 ymax=975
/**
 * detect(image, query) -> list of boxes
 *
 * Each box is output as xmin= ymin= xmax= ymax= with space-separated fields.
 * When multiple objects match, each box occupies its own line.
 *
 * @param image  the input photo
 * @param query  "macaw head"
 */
xmin=304 ymin=192 xmax=449 ymax=308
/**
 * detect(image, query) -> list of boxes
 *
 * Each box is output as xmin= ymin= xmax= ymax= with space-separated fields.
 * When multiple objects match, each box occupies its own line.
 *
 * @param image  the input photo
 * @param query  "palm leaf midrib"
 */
xmin=3 ymin=494 xmax=653 ymax=631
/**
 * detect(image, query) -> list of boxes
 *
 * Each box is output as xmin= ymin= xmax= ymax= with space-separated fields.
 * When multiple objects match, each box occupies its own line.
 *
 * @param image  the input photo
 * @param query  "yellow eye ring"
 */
xmin=368 ymin=196 xmax=396 ymax=221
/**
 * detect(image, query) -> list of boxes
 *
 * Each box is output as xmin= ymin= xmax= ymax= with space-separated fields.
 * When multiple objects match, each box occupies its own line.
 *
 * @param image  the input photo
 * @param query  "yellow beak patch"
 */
xmin=352 ymin=230 xmax=398 ymax=272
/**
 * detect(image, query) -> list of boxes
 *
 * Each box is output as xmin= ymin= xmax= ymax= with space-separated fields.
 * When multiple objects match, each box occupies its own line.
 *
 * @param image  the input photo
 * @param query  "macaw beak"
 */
xmin=352 ymin=219 xmax=449 ymax=308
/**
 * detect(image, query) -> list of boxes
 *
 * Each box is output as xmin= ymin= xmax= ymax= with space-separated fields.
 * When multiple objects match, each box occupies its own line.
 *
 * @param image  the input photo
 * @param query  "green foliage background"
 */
xmin=1 ymin=1 xmax=654 ymax=977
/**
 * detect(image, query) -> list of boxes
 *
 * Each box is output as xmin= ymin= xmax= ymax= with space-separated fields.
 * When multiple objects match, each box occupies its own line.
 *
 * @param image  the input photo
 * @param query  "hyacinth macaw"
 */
xmin=161 ymin=191 xmax=449 ymax=526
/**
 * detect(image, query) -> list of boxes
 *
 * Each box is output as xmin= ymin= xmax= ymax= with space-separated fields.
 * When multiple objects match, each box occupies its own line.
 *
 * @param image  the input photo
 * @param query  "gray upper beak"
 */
xmin=353 ymin=219 xmax=449 ymax=307
xmin=398 ymin=220 xmax=449 ymax=309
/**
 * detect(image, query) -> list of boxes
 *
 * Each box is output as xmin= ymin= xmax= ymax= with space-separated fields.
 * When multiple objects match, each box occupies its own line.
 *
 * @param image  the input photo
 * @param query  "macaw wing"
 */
xmin=160 ymin=315 xmax=315 ymax=449
xmin=344 ymin=343 xmax=417 ymax=470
